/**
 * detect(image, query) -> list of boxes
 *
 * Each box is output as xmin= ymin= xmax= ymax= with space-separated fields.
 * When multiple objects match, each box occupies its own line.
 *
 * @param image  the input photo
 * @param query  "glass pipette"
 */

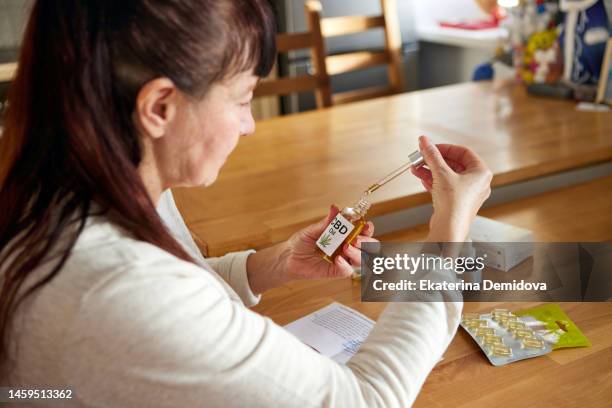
xmin=364 ymin=150 xmax=424 ymax=195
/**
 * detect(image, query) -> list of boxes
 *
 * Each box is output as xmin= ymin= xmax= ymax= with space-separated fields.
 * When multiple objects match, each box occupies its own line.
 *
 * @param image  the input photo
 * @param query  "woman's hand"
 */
xmin=246 ymin=206 xmax=378 ymax=294
xmin=283 ymin=205 xmax=378 ymax=280
xmin=411 ymin=136 xmax=492 ymax=242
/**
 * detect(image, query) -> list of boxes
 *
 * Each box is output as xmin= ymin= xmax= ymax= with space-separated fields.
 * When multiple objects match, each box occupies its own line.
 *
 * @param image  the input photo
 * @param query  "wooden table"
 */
xmin=382 ymin=175 xmax=612 ymax=243
xmin=252 ymin=177 xmax=612 ymax=407
xmin=175 ymin=81 xmax=612 ymax=257
xmin=0 ymin=62 xmax=17 ymax=83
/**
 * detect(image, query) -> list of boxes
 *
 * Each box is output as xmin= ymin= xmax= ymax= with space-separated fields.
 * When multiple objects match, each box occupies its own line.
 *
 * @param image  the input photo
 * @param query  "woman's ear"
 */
xmin=135 ymin=78 xmax=178 ymax=139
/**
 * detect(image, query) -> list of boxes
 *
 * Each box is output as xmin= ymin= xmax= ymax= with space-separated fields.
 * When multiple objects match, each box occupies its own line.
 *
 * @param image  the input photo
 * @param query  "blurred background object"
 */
xmin=0 ymin=0 xmax=28 ymax=131
xmin=500 ymin=0 xmax=610 ymax=102
xmin=596 ymin=38 xmax=612 ymax=104
xmin=476 ymin=0 xmax=501 ymax=15
xmin=1 ymin=0 xmax=610 ymax=120
xmin=559 ymin=0 xmax=610 ymax=85
xmin=274 ymin=0 xmax=418 ymax=114
xmin=0 ymin=0 xmax=523 ymax=117
xmin=502 ymin=0 xmax=564 ymax=85
xmin=302 ymin=0 xmax=406 ymax=106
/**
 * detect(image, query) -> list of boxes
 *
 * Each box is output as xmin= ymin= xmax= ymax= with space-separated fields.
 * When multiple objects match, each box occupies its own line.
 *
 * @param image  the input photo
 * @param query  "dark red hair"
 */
xmin=0 ymin=0 xmax=276 ymax=368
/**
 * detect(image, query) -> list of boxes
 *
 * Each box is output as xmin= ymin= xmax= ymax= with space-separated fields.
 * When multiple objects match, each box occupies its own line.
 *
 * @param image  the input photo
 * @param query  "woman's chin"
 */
xmin=183 ymin=161 xmax=224 ymax=188
xmin=196 ymin=170 xmax=219 ymax=188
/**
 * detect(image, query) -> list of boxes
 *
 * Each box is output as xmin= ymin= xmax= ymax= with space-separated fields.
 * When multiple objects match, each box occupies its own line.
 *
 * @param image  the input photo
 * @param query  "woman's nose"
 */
xmin=240 ymin=111 xmax=256 ymax=136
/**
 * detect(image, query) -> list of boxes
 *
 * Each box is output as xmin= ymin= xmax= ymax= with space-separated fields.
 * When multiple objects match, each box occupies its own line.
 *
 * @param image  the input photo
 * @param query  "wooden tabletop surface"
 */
xmin=0 ymin=62 xmax=17 ymax=83
xmin=174 ymin=81 xmax=612 ymax=257
xmin=382 ymin=175 xmax=612 ymax=243
xmin=252 ymin=176 xmax=612 ymax=407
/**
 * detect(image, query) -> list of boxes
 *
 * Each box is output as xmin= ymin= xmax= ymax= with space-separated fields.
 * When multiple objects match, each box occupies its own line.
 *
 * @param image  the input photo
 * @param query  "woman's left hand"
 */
xmin=246 ymin=205 xmax=378 ymax=294
xmin=283 ymin=205 xmax=378 ymax=281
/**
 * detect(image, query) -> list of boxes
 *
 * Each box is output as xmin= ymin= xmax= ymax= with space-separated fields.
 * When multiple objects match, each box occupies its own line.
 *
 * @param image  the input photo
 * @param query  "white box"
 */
xmin=469 ymin=216 xmax=535 ymax=272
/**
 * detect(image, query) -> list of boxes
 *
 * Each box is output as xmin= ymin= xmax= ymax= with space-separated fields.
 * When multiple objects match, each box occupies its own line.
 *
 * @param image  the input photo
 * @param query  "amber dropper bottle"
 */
xmin=316 ymin=150 xmax=424 ymax=265
xmin=316 ymin=196 xmax=372 ymax=264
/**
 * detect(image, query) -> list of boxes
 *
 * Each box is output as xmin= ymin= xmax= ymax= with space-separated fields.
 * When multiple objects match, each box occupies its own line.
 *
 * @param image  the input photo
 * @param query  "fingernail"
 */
xmin=338 ymin=256 xmax=350 ymax=267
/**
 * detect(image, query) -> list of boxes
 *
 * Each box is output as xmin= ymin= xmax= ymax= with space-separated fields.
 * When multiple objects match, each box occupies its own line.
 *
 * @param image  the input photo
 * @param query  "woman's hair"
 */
xmin=0 ymin=0 xmax=276 ymax=367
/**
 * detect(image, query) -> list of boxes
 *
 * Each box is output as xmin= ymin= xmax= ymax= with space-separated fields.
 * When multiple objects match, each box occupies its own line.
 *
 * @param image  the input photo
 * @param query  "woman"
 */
xmin=0 ymin=1 xmax=492 ymax=407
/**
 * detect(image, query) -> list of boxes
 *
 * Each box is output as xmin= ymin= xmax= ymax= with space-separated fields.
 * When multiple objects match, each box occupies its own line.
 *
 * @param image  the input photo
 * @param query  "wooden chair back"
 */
xmin=304 ymin=0 xmax=406 ymax=105
xmin=254 ymin=31 xmax=332 ymax=109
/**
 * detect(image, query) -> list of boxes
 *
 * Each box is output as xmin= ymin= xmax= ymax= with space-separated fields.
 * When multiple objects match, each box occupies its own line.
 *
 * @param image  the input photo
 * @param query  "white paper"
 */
xmin=284 ymin=302 xmax=375 ymax=364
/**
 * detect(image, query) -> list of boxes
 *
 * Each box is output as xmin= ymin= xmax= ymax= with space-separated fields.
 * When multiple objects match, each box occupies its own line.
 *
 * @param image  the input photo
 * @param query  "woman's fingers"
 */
xmin=361 ymin=221 xmax=375 ymax=237
xmin=421 ymin=178 xmax=432 ymax=192
xmin=444 ymin=159 xmax=466 ymax=173
xmin=324 ymin=204 xmax=340 ymax=225
xmin=411 ymin=165 xmax=432 ymax=182
xmin=415 ymin=140 xmax=492 ymax=243
xmin=342 ymin=244 xmax=362 ymax=266
xmin=410 ymin=166 xmax=434 ymax=191
xmin=341 ymin=236 xmax=380 ymax=266
xmin=352 ymin=236 xmax=379 ymax=250
xmin=333 ymin=254 xmax=354 ymax=277
xmin=435 ymin=143 xmax=467 ymax=164
xmin=419 ymin=136 xmax=452 ymax=176
xmin=305 ymin=204 xmax=340 ymax=241
xmin=436 ymin=143 xmax=486 ymax=171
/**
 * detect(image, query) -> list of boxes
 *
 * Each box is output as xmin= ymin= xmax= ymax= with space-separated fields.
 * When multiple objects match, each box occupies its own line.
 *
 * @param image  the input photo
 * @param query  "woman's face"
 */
xmin=143 ymin=70 xmax=258 ymax=192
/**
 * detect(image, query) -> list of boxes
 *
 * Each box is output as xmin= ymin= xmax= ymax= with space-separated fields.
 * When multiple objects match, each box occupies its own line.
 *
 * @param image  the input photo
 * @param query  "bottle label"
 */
xmin=316 ymin=213 xmax=355 ymax=257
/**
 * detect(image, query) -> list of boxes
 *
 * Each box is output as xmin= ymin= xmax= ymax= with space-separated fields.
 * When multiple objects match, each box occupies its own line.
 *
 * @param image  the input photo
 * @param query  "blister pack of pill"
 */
xmin=461 ymin=309 xmax=552 ymax=366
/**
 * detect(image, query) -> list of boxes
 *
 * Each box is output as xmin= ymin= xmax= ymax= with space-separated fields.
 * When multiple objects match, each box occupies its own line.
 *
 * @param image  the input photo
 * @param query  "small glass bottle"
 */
xmin=315 ymin=149 xmax=423 ymax=269
xmin=316 ymin=197 xmax=371 ymax=264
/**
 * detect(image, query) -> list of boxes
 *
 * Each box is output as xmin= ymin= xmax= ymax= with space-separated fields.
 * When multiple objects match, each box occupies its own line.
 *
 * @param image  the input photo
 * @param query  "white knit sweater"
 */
xmin=5 ymin=190 xmax=462 ymax=407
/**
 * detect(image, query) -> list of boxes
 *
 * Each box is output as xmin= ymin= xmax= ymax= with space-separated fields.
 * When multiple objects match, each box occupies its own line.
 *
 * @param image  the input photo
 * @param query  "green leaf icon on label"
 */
xmin=318 ymin=234 xmax=332 ymax=248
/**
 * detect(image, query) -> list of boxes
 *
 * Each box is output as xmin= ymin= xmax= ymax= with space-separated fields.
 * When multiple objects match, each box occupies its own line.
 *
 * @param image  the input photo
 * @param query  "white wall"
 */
xmin=412 ymin=0 xmax=500 ymax=88
xmin=0 ymin=0 xmax=29 ymax=50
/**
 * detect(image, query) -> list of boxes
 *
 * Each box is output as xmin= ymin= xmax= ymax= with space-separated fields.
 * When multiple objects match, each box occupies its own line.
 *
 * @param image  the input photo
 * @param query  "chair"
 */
xmin=254 ymin=31 xmax=332 ymax=111
xmin=304 ymin=0 xmax=406 ymax=105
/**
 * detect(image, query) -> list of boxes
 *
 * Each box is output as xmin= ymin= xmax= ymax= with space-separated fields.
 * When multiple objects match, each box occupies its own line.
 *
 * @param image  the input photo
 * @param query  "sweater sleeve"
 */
xmin=206 ymin=250 xmax=261 ymax=307
xmin=60 ymin=251 xmax=462 ymax=408
xmin=156 ymin=189 xmax=260 ymax=306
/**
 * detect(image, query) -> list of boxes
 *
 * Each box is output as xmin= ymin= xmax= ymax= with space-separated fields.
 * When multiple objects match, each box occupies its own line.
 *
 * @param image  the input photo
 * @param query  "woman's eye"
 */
xmin=240 ymin=101 xmax=252 ymax=108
